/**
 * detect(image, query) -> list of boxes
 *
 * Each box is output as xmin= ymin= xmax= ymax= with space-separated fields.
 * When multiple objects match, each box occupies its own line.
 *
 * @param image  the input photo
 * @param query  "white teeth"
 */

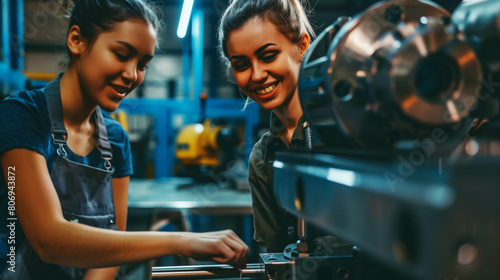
xmin=112 ymin=85 xmax=127 ymax=94
xmin=256 ymin=83 xmax=276 ymax=95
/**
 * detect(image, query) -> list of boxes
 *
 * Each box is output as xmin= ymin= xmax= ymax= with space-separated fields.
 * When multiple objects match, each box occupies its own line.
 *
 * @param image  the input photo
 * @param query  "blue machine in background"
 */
xmin=0 ymin=0 xmax=26 ymax=98
xmin=119 ymin=98 xmax=260 ymax=179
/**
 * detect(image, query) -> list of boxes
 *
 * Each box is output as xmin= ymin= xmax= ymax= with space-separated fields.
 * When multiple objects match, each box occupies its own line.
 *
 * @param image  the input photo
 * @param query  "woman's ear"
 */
xmin=67 ymin=25 xmax=87 ymax=56
xmin=299 ymin=33 xmax=311 ymax=62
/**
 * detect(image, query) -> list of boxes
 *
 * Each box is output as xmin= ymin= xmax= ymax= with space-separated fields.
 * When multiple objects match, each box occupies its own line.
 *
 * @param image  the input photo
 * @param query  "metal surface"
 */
xmin=452 ymin=0 xmax=500 ymax=42
xmin=151 ymin=263 xmax=263 ymax=279
xmin=299 ymin=0 xmax=483 ymax=147
xmin=128 ymin=178 xmax=252 ymax=214
xmin=260 ymin=253 xmax=353 ymax=280
xmin=273 ymin=148 xmax=500 ymax=280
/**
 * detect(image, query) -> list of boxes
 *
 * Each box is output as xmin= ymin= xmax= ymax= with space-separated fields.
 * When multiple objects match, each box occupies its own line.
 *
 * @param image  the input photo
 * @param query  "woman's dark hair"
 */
xmin=66 ymin=0 xmax=160 ymax=61
xmin=217 ymin=0 xmax=315 ymax=81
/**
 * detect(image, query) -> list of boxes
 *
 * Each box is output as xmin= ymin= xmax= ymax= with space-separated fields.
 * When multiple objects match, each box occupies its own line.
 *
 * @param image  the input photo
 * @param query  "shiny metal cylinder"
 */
xmin=151 ymin=263 xmax=263 ymax=279
xmin=299 ymin=0 xmax=482 ymax=148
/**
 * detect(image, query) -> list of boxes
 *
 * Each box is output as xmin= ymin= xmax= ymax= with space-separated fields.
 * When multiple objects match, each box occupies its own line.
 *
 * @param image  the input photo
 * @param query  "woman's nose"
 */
xmin=251 ymin=63 xmax=267 ymax=83
xmin=122 ymin=61 xmax=138 ymax=84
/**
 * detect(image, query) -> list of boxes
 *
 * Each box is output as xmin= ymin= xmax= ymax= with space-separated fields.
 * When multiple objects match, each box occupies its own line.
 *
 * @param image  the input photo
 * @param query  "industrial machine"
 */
xmin=270 ymin=0 xmax=500 ymax=279
xmin=176 ymin=119 xmax=228 ymax=167
xmin=175 ymin=119 xmax=239 ymax=172
xmin=174 ymin=94 xmax=241 ymax=186
xmin=152 ymin=0 xmax=500 ymax=279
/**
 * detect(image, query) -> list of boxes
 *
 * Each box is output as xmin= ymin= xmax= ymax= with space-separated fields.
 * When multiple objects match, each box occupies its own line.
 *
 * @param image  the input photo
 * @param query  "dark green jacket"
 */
xmin=248 ymin=113 xmax=318 ymax=252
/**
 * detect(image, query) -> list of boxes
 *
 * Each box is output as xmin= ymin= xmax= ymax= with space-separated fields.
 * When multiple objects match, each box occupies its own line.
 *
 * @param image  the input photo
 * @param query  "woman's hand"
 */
xmin=181 ymin=230 xmax=248 ymax=268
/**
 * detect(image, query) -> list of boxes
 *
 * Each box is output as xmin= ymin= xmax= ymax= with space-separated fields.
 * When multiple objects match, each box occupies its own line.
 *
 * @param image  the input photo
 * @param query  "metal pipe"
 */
xmin=151 ymin=263 xmax=264 ymax=279
xmin=192 ymin=7 xmax=204 ymax=100
xmin=182 ymin=29 xmax=190 ymax=99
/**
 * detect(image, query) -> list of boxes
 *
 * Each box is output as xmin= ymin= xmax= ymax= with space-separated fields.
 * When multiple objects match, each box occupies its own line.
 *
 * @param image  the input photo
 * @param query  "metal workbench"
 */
xmin=128 ymin=177 xmax=252 ymax=215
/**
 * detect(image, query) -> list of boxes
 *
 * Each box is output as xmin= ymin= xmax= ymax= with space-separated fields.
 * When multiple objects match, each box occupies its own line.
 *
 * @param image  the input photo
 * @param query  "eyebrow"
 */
xmin=116 ymin=41 xmax=154 ymax=60
xmin=229 ymin=43 xmax=276 ymax=61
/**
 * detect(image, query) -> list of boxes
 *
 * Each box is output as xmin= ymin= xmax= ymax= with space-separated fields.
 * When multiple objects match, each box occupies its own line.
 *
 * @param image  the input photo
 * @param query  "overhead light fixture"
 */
xmin=177 ymin=0 xmax=194 ymax=38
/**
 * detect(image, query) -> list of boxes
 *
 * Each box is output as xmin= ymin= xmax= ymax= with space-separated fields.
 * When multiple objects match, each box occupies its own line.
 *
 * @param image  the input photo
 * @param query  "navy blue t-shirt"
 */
xmin=0 ymin=87 xmax=133 ymax=272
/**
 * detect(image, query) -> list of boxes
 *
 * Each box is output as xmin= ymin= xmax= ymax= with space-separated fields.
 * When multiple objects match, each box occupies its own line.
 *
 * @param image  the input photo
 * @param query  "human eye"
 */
xmin=232 ymin=60 xmax=249 ymax=72
xmin=138 ymin=57 xmax=152 ymax=71
xmin=138 ymin=63 xmax=149 ymax=71
xmin=261 ymin=52 xmax=278 ymax=62
xmin=114 ymin=51 xmax=129 ymax=61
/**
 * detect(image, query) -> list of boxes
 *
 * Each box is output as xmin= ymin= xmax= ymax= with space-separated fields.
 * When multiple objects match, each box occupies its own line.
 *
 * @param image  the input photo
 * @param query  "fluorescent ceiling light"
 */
xmin=177 ymin=0 xmax=194 ymax=38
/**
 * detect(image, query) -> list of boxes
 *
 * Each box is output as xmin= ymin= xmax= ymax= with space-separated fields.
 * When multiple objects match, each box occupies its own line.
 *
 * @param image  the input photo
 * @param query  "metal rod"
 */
xmin=298 ymin=216 xmax=306 ymax=238
xmin=151 ymin=263 xmax=264 ymax=279
xmin=298 ymin=121 xmax=312 ymax=249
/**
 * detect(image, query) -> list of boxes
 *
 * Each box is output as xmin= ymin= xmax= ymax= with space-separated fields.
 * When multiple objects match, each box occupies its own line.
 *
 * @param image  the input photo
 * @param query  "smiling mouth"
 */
xmin=255 ymin=82 xmax=278 ymax=95
xmin=111 ymin=84 xmax=129 ymax=95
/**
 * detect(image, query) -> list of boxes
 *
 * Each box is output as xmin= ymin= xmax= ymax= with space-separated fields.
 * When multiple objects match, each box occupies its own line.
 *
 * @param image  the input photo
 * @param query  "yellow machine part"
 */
xmin=24 ymin=72 xmax=58 ymax=82
xmin=109 ymin=110 xmax=129 ymax=133
xmin=175 ymin=120 xmax=222 ymax=166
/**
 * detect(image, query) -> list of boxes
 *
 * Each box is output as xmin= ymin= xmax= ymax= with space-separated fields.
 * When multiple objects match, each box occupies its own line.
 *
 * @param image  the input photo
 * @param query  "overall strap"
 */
xmin=94 ymin=107 xmax=113 ymax=170
xmin=45 ymin=76 xmax=68 ymax=157
xmin=45 ymin=75 xmax=114 ymax=169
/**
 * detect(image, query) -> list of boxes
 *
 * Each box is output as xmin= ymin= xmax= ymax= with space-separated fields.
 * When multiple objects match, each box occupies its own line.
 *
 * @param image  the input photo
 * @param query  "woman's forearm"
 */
xmin=36 ymin=221 xmax=187 ymax=268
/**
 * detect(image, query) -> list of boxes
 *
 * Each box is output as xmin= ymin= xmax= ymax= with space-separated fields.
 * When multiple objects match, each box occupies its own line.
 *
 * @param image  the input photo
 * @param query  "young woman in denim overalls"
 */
xmin=0 ymin=1 xmax=247 ymax=279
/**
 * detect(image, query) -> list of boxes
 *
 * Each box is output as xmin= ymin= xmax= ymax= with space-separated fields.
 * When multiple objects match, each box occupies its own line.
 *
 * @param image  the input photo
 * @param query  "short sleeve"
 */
xmin=0 ymin=91 xmax=49 ymax=158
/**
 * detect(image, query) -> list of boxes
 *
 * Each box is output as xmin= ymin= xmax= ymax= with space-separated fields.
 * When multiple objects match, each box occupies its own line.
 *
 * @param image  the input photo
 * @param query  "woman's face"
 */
xmin=76 ymin=20 xmax=156 ymax=112
xmin=226 ymin=17 xmax=308 ymax=111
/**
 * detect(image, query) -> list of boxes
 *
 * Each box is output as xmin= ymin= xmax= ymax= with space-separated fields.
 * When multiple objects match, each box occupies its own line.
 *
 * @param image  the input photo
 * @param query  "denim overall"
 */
xmin=1 ymin=78 xmax=117 ymax=279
